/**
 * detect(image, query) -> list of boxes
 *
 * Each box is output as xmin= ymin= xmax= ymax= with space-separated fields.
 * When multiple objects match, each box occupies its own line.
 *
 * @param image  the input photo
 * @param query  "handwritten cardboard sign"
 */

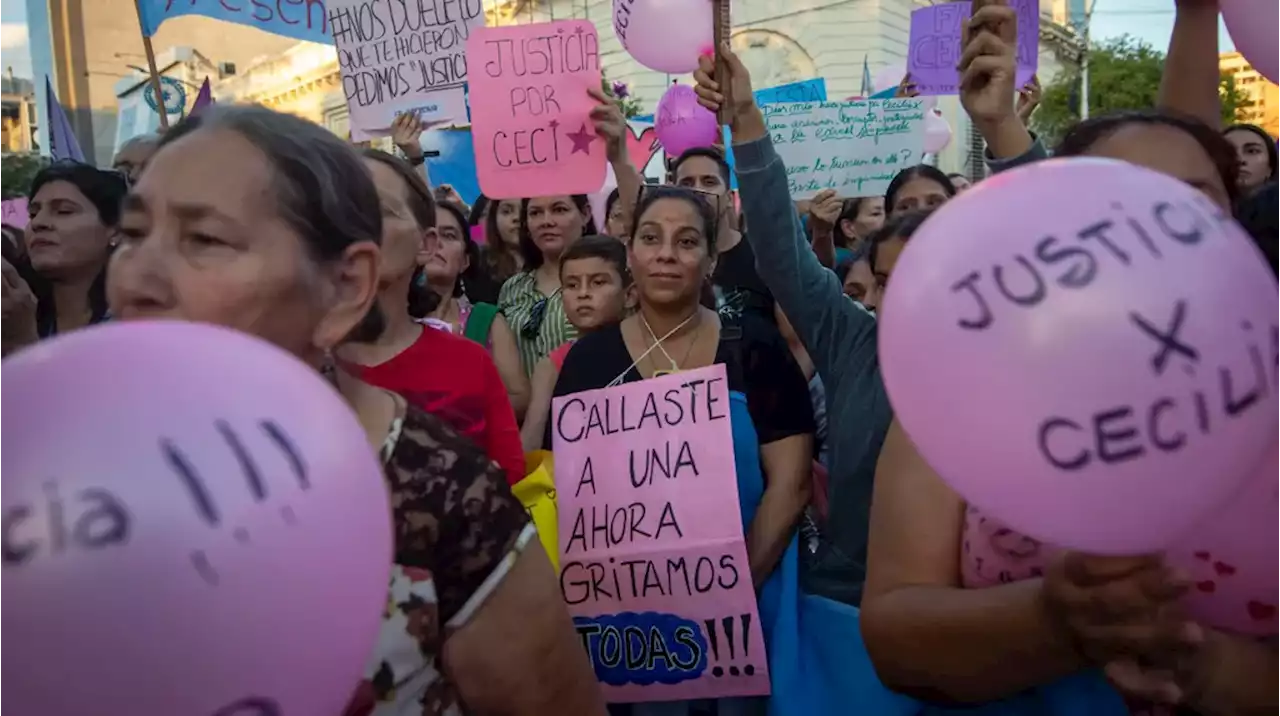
xmin=466 ymin=20 xmax=606 ymax=199
xmin=2 ymin=198 xmax=29 ymax=229
xmin=136 ymin=0 xmax=332 ymax=44
xmin=552 ymin=365 xmax=770 ymax=702
xmin=764 ymin=99 xmax=927 ymax=199
xmin=907 ymin=0 xmax=1038 ymax=95
xmin=327 ymin=0 xmax=485 ymax=140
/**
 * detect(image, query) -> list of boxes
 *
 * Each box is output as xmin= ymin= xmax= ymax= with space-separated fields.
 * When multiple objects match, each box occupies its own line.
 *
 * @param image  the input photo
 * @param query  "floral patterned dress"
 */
xmin=343 ymin=402 xmax=534 ymax=716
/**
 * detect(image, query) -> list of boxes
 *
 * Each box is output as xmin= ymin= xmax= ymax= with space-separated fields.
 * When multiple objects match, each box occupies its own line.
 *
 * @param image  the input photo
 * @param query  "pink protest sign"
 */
xmin=466 ymin=20 xmax=607 ymax=199
xmin=907 ymin=0 xmax=1038 ymax=95
xmin=2 ymin=198 xmax=30 ymax=229
xmin=552 ymin=365 xmax=770 ymax=702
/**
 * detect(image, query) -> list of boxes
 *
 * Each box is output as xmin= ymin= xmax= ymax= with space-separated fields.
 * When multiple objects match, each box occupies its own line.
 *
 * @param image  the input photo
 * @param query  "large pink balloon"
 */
xmin=923 ymin=110 xmax=952 ymax=154
xmin=1222 ymin=0 xmax=1278 ymax=84
xmin=2 ymin=321 xmax=392 ymax=715
xmin=613 ymin=0 xmax=712 ymax=74
xmin=1167 ymin=444 xmax=1278 ymax=636
xmin=655 ymin=83 xmax=720 ymax=158
xmin=880 ymin=158 xmax=1279 ymax=555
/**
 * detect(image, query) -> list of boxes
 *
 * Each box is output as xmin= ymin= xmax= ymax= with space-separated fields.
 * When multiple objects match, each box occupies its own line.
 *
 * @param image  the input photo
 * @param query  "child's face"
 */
xmin=561 ymin=256 xmax=628 ymax=331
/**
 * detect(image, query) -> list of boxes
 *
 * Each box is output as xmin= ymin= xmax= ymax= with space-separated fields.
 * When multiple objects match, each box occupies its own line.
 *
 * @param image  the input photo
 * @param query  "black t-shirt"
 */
xmin=712 ymin=236 xmax=775 ymax=322
xmin=546 ymin=315 xmax=815 ymax=450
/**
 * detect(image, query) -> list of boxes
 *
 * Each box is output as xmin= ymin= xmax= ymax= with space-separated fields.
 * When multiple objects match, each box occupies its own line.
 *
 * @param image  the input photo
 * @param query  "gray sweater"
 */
xmin=733 ymin=136 xmax=890 ymax=605
xmin=732 ymin=133 xmax=1051 ymax=605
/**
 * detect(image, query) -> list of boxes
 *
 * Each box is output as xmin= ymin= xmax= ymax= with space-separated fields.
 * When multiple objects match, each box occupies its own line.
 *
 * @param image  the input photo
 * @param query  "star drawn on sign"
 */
xmin=567 ymin=122 xmax=596 ymax=155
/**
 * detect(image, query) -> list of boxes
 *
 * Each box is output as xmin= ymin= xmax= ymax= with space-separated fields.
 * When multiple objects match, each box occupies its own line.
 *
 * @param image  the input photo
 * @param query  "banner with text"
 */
xmin=2 ymin=198 xmax=29 ymax=229
xmin=329 ymin=0 xmax=484 ymax=140
xmin=766 ymin=99 xmax=927 ymax=199
xmin=552 ymin=365 xmax=770 ymax=702
xmin=466 ymin=20 xmax=606 ymax=199
xmin=136 ymin=0 xmax=331 ymax=44
xmin=907 ymin=0 xmax=1038 ymax=95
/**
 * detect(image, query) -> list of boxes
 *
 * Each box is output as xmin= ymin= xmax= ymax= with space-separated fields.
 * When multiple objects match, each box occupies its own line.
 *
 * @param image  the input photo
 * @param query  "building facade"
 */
xmin=211 ymin=0 xmax=1081 ymax=178
xmin=1221 ymin=51 xmax=1279 ymax=137
xmin=1 ymin=72 xmax=37 ymax=154
xmin=24 ymin=0 xmax=300 ymax=165
xmin=21 ymin=0 xmax=1081 ymax=172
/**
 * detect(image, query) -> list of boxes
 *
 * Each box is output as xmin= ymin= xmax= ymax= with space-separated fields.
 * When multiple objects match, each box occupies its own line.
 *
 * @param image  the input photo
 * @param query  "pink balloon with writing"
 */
xmin=880 ymin=158 xmax=1279 ymax=555
xmin=1167 ymin=444 xmax=1278 ymax=636
xmin=655 ymin=84 xmax=720 ymax=159
xmin=1 ymin=321 xmax=392 ymax=715
xmin=612 ymin=0 xmax=712 ymax=74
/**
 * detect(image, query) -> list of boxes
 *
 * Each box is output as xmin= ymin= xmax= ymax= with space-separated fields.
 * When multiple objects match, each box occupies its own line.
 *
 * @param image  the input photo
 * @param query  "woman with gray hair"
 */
xmin=106 ymin=104 xmax=606 ymax=716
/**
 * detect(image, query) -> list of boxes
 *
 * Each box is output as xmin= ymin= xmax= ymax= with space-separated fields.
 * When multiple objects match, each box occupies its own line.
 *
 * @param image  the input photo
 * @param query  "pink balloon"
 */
xmin=613 ymin=0 xmax=713 ymax=74
xmin=872 ymin=61 xmax=908 ymax=96
xmin=655 ymin=84 xmax=720 ymax=158
xmin=1167 ymin=444 xmax=1278 ymax=636
xmin=2 ymin=321 xmax=392 ymax=714
xmin=1222 ymin=0 xmax=1278 ymax=84
xmin=923 ymin=110 xmax=952 ymax=154
xmin=880 ymin=158 xmax=1279 ymax=555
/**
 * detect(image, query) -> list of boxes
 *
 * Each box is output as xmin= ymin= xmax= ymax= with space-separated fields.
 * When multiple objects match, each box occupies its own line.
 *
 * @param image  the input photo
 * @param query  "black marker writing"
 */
xmin=564 ymin=500 xmax=683 ymax=554
xmin=1036 ymin=318 xmax=1278 ymax=472
xmin=2 ymin=482 xmax=131 ymax=567
xmin=1130 ymin=299 xmax=1200 ymax=376
xmin=556 ymin=377 xmax=727 ymax=444
xmin=949 ymin=199 xmax=1223 ymax=331
xmin=210 ymin=696 xmax=283 ymax=716
xmin=560 ymin=553 xmax=741 ymax=605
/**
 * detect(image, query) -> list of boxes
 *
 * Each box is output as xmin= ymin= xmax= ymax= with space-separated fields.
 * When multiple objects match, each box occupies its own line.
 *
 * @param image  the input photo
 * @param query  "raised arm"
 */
xmin=591 ymin=86 xmax=645 ymax=233
xmin=692 ymin=47 xmax=875 ymax=393
xmin=1158 ymin=0 xmax=1224 ymax=129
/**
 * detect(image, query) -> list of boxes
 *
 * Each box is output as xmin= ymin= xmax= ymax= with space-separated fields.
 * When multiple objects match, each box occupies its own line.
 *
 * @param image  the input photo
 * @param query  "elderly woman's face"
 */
xmin=108 ymin=128 xmax=380 ymax=361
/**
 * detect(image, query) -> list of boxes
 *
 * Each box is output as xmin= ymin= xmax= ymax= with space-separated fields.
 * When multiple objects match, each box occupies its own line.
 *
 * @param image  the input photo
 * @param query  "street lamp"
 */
xmin=1079 ymin=0 xmax=1095 ymax=120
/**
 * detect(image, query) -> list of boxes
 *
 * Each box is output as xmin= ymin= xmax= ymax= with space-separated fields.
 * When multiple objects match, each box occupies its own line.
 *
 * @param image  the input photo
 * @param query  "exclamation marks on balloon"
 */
xmin=161 ymin=420 xmax=311 ymax=588
xmin=703 ymin=614 xmax=755 ymax=677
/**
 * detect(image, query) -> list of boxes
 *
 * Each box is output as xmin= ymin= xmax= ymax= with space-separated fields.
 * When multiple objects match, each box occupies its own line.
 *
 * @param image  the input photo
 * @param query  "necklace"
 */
xmin=640 ymin=309 xmax=702 ymax=375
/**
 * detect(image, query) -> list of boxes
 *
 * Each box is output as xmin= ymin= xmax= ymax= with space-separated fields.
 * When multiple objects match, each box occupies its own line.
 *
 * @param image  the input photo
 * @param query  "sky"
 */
xmin=0 ymin=1 xmax=1235 ymax=83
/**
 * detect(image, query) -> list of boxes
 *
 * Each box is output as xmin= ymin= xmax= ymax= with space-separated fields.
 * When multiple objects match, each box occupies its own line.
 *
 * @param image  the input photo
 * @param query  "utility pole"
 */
xmin=1079 ymin=0 xmax=1095 ymax=120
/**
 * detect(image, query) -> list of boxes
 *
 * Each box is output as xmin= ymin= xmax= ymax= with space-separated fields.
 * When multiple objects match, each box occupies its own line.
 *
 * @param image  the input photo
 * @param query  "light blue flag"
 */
xmin=45 ymin=76 xmax=85 ymax=163
xmin=135 ymin=0 xmax=331 ymax=44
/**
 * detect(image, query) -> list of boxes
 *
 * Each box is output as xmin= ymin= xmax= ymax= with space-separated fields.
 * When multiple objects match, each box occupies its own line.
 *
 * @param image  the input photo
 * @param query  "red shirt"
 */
xmin=348 ymin=327 xmax=525 ymax=485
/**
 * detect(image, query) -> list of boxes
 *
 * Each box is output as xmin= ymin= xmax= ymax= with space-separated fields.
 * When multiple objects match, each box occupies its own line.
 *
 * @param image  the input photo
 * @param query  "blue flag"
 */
xmin=45 ymin=76 xmax=85 ymax=163
xmin=135 ymin=0 xmax=330 ymax=44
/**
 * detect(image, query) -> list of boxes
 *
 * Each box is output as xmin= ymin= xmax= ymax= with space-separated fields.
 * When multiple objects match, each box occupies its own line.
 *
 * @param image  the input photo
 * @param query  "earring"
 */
xmin=320 ymin=349 xmax=339 ymax=388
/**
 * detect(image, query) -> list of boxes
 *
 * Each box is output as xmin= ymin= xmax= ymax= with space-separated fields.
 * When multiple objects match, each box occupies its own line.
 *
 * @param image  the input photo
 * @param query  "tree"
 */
xmin=1 ymin=153 xmax=47 ymax=200
xmin=1033 ymin=35 xmax=1247 ymax=147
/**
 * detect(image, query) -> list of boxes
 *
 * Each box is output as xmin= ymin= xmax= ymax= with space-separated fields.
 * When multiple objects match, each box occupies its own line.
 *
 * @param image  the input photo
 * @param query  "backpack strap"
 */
xmin=463 ymin=302 xmax=500 ymax=345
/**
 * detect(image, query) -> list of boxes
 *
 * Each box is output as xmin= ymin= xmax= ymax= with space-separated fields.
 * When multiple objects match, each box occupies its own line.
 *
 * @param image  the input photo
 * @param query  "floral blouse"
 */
xmin=343 ymin=402 xmax=534 ymax=716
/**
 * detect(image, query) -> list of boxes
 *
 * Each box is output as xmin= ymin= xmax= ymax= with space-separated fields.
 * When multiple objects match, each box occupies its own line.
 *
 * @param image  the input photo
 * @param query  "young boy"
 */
xmin=520 ymin=236 xmax=633 ymax=451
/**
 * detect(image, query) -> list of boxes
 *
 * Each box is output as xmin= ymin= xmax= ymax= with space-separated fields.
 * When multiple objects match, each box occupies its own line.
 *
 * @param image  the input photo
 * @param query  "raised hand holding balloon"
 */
xmin=879 ymin=158 xmax=1279 ymax=556
xmin=2 ymin=321 xmax=393 ymax=715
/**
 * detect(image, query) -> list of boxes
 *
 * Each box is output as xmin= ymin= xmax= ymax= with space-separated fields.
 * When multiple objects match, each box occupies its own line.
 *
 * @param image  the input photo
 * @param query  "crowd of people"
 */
xmin=2 ymin=0 xmax=1276 ymax=714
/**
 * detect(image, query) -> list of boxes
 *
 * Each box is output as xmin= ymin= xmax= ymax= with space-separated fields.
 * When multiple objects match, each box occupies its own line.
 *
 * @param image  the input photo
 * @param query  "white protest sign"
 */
xmin=328 ymin=0 xmax=486 ymax=140
xmin=764 ymin=99 xmax=927 ymax=199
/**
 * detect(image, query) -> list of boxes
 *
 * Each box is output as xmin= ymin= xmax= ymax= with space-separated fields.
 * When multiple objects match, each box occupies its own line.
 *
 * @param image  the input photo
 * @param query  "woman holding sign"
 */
xmin=106 ymin=105 xmax=607 ymax=716
xmin=547 ymin=187 xmax=816 ymax=714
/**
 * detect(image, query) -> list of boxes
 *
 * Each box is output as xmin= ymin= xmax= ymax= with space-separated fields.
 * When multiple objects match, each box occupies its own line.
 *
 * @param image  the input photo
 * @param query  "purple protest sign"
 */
xmin=2 ymin=198 xmax=29 ymax=229
xmin=907 ymin=0 xmax=1038 ymax=96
